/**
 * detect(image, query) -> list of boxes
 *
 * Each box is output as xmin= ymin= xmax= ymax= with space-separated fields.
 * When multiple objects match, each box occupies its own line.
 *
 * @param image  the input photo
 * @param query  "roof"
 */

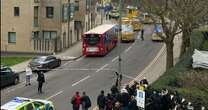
xmin=1 ymin=97 xmax=30 ymax=110
xmin=84 ymin=24 xmax=116 ymax=35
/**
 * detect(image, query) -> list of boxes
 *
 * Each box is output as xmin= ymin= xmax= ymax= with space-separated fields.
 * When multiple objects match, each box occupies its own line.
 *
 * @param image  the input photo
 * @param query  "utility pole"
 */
xmin=118 ymin=0 xmax=122 ymax=91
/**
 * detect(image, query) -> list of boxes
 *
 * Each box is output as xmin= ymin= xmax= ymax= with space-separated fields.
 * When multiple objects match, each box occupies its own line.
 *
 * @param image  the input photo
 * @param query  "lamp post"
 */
xmin=117 ymin=0 xmax=123 ymax=91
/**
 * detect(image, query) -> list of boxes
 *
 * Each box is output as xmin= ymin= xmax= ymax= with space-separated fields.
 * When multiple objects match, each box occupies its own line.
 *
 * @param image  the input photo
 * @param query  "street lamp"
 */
xmin=117 ymin=0 xmax=123 ymax=90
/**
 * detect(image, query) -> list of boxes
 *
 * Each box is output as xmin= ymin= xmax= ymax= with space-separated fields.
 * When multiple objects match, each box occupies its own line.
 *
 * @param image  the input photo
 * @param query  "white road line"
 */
xmin=72 ymin=75 xmax=90 ymax=87
xmin=124 ymin=46 xmax=132 ymax=53
xmin=46 ymin=91 xmax=63 ymax=100
xmin=96 ymin=64 xmax=109 ymax=72
xmin=112 ymin=56 xmax=119 ymax=62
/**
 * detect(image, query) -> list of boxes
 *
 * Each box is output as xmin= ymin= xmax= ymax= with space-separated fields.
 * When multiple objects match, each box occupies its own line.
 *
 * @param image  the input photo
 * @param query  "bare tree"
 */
xmin=141 ymin=0 xmax=182 ymax=69
xmin=173 ymin=0 xmax=208 ymax=57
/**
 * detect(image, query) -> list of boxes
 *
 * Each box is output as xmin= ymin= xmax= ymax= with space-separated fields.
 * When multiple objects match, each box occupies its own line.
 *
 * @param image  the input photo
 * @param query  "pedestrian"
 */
xmin=80 ymin=91 xmax=91 ymax=110
xmin=111 ymin=85 xmax=119 ymax=97
xmin=106 ymin=93 xmax=113 ymax=110
xmin=120 ymin=89 xmax=130 ymax=110
xmin=97 ymin=90 xmax=106 ymax=110
xmin=128 ymin=96 xmax=138 ymax=110
xmin=71 ymin=91 xmax=81 ymax=110
xmin=25 ymin=65 xmax=32 ymax=86
xmin=140 ymin=77 xmax=149 ymax=87
xmin=37 ymin=71 xmax=45 ymax=93
xmin=141 ymin=29 xmax=144 ymax=41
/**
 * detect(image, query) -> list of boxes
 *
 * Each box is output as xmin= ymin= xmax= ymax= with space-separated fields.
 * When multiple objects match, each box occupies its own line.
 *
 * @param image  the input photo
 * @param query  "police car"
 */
xmin=1 ymin=97 xmax=54 ymax=110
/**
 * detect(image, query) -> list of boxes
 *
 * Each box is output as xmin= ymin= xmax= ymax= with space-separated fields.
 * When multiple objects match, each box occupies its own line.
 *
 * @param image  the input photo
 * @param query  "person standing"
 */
xmin=141 ymin=29 xmax=144 ymax=41
xmin=71 ymin=91 xmax=81 ymax=110
xmin=80 ymin=91 xmax=91 ymax=110
xmin=97 ymin=90 xmax=106 ymax=110
xmin=128 ymin=96 xmax=138 ymax=110
xmin=37 ymin=71 xmax=45 ymax=93
xmin=105 ymin=93 xmax=113 ymax=110
xmin=25 ymin=65 xmax=32 ymax=86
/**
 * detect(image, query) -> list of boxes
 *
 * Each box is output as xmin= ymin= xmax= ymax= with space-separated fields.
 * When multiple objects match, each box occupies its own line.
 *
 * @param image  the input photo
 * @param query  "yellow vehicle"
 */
xmin=121 ymin=24 xmax=135 ymax=42
xmin=122 ymin=17 xmax=131 ymax=25
xmin=131 ymin=18 xmax=143 ymax=31
xmin=126 ymin=6 xmax=138 ymax=19
xmin=143 ymin=13 xmax=153 ymax=24
xmin=1 ymin=97 xmax=54 ymax=110
xmin=122 ymin=17 xmax=143 ymax=31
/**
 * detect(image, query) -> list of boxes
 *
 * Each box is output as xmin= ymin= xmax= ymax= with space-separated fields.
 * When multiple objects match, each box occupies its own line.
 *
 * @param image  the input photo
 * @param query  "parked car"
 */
xmin=29 ymin=56 xmax=61 ymax=72
xmin=0 ymin=65 xmax=19 ymax=88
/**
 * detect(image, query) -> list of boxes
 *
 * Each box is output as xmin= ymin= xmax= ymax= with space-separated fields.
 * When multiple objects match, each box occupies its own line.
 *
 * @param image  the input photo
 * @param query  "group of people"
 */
xmin=71 ymin=91 xmax=92 ymax=110
xmin=145 ymin=88 xmax=205 ymax=110
xmin=70 ymin=77 xmax=149 ymax=110
xmin=96 ymin=77 xmax=149 ymax=110
xmin=25 ymin=65 xmax=45 ymax=94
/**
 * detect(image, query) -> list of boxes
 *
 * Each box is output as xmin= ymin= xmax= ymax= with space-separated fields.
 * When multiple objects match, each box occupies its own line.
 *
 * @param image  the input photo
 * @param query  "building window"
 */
xmin=8 ymin=32 xmax=16 ymax=43
xmin=43 ymin=31 xmax=57 ymax=39
xmin=46 ymin=7 xmax=54 ymax=18
xmin=32 ymin=31 xmax=39 ymax=39
xmin=34 ymin=6 xmax=39 ymax=27
xmin=14 ymin=7 xmax=20 ymax=16
xmin=74 ymin=0 xmax=79 ymax=11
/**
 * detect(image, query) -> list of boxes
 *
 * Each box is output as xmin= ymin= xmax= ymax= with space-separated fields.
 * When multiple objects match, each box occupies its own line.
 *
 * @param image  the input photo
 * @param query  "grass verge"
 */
xmin=1 ymin=57 xmax=31 ymax=66
xmin=150 ymin=30 xmax=208 ymax=108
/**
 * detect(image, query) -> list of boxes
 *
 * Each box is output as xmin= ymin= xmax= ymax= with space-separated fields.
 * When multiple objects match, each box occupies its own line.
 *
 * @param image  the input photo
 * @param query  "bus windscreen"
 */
xmin=85 ymin=34 xmax=100 ymax=46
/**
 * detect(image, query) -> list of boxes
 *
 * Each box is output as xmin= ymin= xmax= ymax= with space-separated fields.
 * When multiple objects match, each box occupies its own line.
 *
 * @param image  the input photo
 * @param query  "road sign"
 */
xmin=136 ymin=89 xmax=145 ymax=109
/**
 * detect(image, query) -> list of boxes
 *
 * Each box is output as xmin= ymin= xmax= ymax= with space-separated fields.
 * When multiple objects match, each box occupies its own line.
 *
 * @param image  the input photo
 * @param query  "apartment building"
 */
xmin=1 ymin=0 xmax=86 ymax=54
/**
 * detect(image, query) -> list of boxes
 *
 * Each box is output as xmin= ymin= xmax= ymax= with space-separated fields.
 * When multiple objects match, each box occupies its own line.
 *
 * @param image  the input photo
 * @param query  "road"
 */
xmin=1 ymin=25 xmax=163 ymax=109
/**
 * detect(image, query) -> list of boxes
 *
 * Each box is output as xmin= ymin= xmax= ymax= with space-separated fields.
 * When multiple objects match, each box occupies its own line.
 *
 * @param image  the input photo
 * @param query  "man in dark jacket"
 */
xmin=120 ymin=89 xmax=130 ymax=110
xmin=128 ymin=96 xmax=138 ymax=110
xmin=37 ymin=71 xmax=45 ymax=93
xmin=80 ymin=91 xmax=91 ymax=110
xmin=97 ymin=90 xmax=106 ymax=110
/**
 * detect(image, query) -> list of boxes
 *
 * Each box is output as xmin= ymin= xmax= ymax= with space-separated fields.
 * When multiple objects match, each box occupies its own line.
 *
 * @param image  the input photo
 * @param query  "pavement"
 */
xmin=11 ymin=41 xmax=83 ymax=73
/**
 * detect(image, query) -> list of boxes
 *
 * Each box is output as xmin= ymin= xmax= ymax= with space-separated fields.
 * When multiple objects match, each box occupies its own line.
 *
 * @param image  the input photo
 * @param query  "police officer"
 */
xmin=37 ymin=71 xmax=45 ymax=93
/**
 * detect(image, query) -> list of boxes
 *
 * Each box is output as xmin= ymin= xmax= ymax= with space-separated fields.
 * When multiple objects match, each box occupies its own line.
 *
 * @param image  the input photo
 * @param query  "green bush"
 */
xmin=151 ymin=30 xmax=208 ymax=108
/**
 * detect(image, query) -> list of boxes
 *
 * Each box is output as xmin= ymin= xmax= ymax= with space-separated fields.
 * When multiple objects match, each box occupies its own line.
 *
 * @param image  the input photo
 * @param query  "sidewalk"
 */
xmin=11 ymin=41 xmax=82 ymax=73
xmin=129 ymin=33 xmax=182 ymax=85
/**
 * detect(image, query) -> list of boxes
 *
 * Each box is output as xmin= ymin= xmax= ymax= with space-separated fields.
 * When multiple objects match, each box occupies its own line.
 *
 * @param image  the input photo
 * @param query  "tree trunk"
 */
xmin=166 ymin=41 xmax=174 ymax=70
xmin=180 ymin=28 xmax=191 ymax=57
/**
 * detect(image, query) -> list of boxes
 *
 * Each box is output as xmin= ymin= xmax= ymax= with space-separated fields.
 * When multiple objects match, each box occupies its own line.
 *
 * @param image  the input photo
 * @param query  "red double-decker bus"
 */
xmin=82 ymin=24 xmax=118 ymax=56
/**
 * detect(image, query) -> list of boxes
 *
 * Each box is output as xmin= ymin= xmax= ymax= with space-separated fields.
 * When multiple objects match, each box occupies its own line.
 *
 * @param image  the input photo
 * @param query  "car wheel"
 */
xmin=14 ymin=78 xmax=19 ymax=85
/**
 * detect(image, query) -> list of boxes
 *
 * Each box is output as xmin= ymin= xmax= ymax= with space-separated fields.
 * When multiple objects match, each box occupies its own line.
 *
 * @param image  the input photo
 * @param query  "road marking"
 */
xmin=96 ymin=64 xmax=109 ymax=72
xmin=124 ymin=46 xmax=132 ymax=53
xmin=72 ymin=75 xmax=90 ymax=87
xmin=46 ymin=91 xmax=63 ymax=100
xmin=112 ymin=56 xmax=119 ymax=62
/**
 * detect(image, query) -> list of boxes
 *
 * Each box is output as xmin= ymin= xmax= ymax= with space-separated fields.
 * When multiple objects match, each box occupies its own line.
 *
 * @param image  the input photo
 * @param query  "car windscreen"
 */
xmin=32 ymin=57 xmax=46 ymax=62
xmin=122 ymin=25 xmax=133 ymax=32
xmin=85 ymin=34 xmax=100 ymax=46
